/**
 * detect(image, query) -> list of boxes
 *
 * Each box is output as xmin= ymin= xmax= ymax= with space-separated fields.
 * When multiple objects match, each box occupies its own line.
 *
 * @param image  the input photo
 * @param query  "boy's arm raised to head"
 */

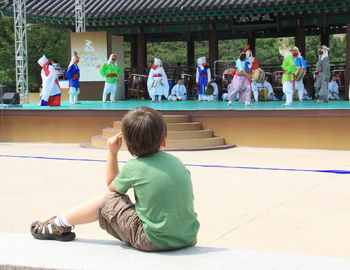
xmin=106 ymin=133 xmax=123 ymax=192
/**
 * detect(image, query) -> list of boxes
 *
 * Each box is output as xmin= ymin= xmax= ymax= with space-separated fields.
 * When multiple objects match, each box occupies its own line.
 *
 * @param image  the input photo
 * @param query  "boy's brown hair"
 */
xmin=121 ymin=107 xmax=167 ymax=157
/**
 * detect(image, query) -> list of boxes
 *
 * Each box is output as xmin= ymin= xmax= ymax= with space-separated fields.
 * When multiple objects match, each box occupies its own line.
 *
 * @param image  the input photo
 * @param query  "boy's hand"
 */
xmin=107 ymin=133 xmax=123 ymax=154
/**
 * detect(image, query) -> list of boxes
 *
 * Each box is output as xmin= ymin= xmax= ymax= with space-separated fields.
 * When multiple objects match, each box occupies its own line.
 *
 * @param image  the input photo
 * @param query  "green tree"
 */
xmin=27 ymin=24 xmax=69 ymax=91
xmin=0 ymin=16 xmax=69 ymax=92
xmin=0 ymin=16 xmax=16 ymax=89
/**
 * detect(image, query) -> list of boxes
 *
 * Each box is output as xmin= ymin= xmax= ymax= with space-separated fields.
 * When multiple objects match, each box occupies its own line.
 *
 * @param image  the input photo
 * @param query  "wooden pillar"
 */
xmin=130 ymin=39 xmax=137 ymax=71
xmin=295 ymin=18 xmax=306 ymax=56
xmin=208 ymin=25 xmax=218 ymax=69
xmin=320 ymin=28 xmax=329 ymax=47
xmin=247 ymin=32 xmax=256 ymax=55
xmin=346 ymin=22 xmax=350 ymax=100
xmin=187 ymin=37 xmax=195 ymax=68
xmin=136 ymin=31 xmax=147 ymax=74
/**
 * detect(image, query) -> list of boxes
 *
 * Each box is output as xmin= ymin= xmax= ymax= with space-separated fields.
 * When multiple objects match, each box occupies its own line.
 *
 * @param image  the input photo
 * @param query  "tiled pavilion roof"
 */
xmin=1 ymin=0 xmax=349 ymax=23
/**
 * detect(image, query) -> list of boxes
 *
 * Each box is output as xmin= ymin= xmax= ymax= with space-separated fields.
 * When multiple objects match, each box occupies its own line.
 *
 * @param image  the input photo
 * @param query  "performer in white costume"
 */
xmin=328 ymin=76 xmax=341 ymax=100
xmin=37 ymin=55 xmax=61 ymax=106
xmin=201 ymin=81 xmax=219 ymax=101
xmin=168 ymin=79 xmax=187 ymax=101
xmin=251 ymin=80 xmax=278 ymax=101
xmin=147 ymin=58 xmax=169 ymax=101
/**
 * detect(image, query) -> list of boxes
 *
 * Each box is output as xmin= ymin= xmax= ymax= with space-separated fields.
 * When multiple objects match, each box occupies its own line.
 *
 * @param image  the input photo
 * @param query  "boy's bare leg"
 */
xmin=64 ymin=194 xmax=106 ymax=225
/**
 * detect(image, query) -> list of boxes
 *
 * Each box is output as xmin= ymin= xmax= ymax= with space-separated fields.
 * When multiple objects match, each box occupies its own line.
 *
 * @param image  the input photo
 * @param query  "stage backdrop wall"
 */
xmin=69 ymin=32 xmax=125 ymax=100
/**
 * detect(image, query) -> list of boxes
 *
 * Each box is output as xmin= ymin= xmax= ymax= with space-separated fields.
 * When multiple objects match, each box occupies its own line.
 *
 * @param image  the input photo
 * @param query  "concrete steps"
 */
xmin=89 ymin=115 xmax=234 ymax=151
xmin=2 ymin=233 xmax=350 ymax=270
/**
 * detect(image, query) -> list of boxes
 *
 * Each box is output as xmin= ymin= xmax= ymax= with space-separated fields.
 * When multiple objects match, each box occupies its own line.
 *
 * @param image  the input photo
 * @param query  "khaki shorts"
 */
xmin=99 ymin=192 xmax=161 ymax=252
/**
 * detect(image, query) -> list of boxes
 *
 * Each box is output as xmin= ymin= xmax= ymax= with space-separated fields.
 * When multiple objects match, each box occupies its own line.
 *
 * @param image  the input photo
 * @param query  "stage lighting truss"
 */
xmin=75 ymin=0 xmax=86 ymax=32
xmin=13 ymin=0 xmax=29 ymax=104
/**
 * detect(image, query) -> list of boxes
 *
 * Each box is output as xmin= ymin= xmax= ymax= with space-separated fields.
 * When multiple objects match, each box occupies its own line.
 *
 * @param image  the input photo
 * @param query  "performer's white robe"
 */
xmin=202 ymin=82 xmax=219 ymax=101
xmin=40 ymin=65 xmax=61 ymax=106
xmin=168 ymin=84 xmax=187 ymax=100
xmin=147 ymin=66 xmax=169 ymax=99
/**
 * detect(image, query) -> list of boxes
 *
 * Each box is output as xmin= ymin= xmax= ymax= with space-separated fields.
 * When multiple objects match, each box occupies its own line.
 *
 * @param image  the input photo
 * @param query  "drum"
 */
xmin=303 ymin=71 xmax=315 ymax=98
xmin=205 ymin=83 xmax=214 ymax=95
xmin=221 ymin=68 xmax=235 ymax=91
xmin=273 ymin=71 xmax=284 ymax=100
xmin=259 ymin=87 xmax=269 ymax=101
xmin=264 ymin=72 xmax=274 ymax=86
xmin=293 ymin=90 xmax=298 ymax=101
xmin=295 ymin=67 xmax=306 ymax=81
xmin=127 ymin=74 xmax=148 ymax=99
xmin=252 ymin=68 xmax=265 ymax=83
xmin=180 ymin=74 xmax=194 ymax=99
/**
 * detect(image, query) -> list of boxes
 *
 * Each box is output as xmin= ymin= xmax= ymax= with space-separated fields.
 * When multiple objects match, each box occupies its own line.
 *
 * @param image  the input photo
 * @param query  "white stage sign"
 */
xmin=70 ymin=32 xmax=107 ymax=82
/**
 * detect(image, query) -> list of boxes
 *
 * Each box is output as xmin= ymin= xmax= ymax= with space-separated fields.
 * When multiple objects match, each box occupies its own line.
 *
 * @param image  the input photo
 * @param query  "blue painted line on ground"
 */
xmin=1 ymin=154 xmax=349 ymax=174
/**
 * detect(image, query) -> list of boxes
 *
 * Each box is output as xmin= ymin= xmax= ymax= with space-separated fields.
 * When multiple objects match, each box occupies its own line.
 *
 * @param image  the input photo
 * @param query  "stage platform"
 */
xmin=1 ymin=100 xmax=350 ymax=150
xmin=1 ymin=100 xmax=350 ymax=112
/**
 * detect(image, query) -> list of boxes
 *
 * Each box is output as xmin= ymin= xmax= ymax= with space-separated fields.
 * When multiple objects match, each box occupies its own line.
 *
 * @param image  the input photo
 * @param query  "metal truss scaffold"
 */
xmin=75 ymin=0 xmax=86 ymax=32
xmin=13 ymin=0 xmax=29 ymax=103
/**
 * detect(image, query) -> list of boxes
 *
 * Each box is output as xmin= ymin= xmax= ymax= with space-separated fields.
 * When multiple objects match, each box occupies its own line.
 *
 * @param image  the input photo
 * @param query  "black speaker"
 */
xmin=2 ymin=92 xmax=20 ymax=105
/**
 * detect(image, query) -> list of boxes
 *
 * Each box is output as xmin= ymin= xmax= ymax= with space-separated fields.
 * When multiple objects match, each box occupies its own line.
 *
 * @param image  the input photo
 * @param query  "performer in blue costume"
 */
xmin=291 ymin=47 xmax=307 ymax=101
xmin=195 ymin=57 xmax=211 ymax=101
xmin=65 ymin=55 xmax=80 ymax=104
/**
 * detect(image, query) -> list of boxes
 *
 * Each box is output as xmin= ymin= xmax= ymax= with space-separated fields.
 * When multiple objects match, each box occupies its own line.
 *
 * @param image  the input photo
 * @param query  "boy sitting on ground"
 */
xmin=31 ymin=106 xmax=200 ymax=251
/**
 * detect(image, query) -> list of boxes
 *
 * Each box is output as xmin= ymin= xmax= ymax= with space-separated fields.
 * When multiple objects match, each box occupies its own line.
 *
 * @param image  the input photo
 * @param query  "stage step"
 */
xmin=113 ymin=121 xmax=202 ymax=131
xmin=163 ymin=115 xmax=191 ymax=123
xmin=89 ymin=114 xmax=234 ymax=151
xmin=167 ymin=136 xmax=225 ymax=149
xmin=103 ymin=128 xmax=214 ymax=140
xmin=91 ymin=135 xmax=227 ymax=150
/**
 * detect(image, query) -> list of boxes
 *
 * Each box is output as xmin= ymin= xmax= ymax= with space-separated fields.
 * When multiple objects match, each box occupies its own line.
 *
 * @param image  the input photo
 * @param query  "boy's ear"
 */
xmin=160 ymin=137 xmax=167 ymax=148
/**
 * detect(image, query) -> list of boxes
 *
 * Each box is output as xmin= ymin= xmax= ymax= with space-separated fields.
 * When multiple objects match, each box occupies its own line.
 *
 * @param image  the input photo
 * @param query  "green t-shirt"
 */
xmin=99 ymin=63 xmax=121 ymax=83
xmin=114 ymin=151 xmax=200 ymax=249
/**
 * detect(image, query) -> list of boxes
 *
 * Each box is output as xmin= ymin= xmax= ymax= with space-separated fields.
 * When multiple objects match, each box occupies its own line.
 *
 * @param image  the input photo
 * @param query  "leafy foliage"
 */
xmin=0 ymin=16 xmax=16 ymax=89
xmin=0 ymin=16 xmax=68 ymax=92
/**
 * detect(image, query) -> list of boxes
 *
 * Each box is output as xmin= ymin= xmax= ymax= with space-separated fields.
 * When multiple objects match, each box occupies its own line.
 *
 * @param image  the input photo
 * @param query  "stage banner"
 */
xmin=70 ymin=32 xmax=107 ymax=82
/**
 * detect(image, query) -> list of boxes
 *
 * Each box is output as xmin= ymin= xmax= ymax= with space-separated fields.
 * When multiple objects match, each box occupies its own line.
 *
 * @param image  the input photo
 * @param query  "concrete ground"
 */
xmin=1 ymin=143 xmax=350 ymax=260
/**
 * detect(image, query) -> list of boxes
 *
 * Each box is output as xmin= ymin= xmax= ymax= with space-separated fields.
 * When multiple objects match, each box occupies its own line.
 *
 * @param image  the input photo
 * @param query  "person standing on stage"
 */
xmin=314 ymin=45 xmax=331 ymax=103
xmin=246 ymin=48 xmax=263 ymax=102
xmin=37 ymin=55 xmax=61 ymax=107
xmin=279 ymin=42 xmax=297 ymax=106
xmin=65 ymin=55 xmax=81 ymax=104
xmin=227 ymin=46 xmax=252 ymax=106
xmin=99 ymin=54 xmax=121 ymax=103
xmin=291 ymin=47 xmax=308 ymax=102
xmin=147 ymin=58 xmax=169 ymax=102
xmin=195 ymin=57 xmax=211 ymax=102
